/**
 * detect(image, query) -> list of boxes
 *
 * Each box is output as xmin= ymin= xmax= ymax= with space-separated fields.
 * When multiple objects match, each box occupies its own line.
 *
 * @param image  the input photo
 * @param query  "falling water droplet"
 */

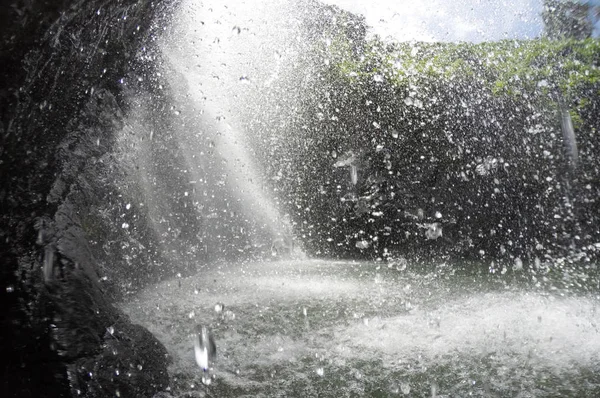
xmin=514 ymin=257 xmax=523 ymax=272
xmin=193 ymin=325 xmax=217 ymax=372
xmin=223 ymin=310 xmax=236 ymax=321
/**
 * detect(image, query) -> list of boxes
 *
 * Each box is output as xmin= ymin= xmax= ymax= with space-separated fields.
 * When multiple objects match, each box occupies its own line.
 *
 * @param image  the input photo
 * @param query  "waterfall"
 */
xmin=116 ymin=0 xmax=305 ymax=263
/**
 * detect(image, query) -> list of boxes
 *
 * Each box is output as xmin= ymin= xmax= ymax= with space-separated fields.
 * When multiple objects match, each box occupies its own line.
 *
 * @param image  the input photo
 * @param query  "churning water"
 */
xmin=121 ymin=259 xmax=600 ymax=397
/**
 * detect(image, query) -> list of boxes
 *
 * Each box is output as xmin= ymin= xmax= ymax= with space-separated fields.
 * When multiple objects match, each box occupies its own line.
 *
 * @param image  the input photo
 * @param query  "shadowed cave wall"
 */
xmin=0 ymin=1 xmax=180 ymax=396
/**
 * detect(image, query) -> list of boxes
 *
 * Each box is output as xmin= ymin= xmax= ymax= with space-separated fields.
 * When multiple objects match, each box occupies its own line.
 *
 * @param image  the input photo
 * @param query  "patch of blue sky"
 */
xmin=323 ymin=0 xmax=598 ymax=42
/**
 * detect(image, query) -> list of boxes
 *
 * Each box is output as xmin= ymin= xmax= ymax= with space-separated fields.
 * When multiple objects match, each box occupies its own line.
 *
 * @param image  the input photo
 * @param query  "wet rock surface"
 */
xmin=1 ymin=1 xmax=173 ymax=396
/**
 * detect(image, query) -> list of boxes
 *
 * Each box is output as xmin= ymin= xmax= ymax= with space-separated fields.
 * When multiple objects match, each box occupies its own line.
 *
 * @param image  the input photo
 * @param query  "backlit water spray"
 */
xmin=160 ymin=0 xmax=302 ymax=255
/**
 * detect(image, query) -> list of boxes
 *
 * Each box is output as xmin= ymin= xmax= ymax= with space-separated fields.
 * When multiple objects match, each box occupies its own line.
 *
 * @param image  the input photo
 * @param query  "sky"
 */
xmin=322 ymin=0 xmax=546 ymax=42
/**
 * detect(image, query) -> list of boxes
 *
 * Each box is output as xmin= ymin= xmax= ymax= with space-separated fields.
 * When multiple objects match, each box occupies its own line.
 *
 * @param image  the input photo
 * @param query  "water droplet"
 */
xmin=514 ymin=257 xmax=523 ymax=271
xmin=401 ymin=382 xmax=411 ymax=394
xmin=223 ymin=310 xmax=235 ymax=321
xmin=201 ymin=375 xmax=212 ymax=385
xmin=194 ymin=325 xmax=217 ymax=372
xmin=214 ymin=303 xmax=224 ymax=313
xmin=121 ymin=223 xmax=129 ymax=229
xmin=316 ymin=367 xmax=324 ymax=376
xmin=355 ymin=240 xmax=370 ymax=249
xmin=6 ymin=286 xmax=14 ymax=293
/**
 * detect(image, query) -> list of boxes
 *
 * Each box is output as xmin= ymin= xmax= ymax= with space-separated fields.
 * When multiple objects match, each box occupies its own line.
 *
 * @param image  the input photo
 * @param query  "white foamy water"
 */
xmin=121 ymin=260 xmax=600 ymax=396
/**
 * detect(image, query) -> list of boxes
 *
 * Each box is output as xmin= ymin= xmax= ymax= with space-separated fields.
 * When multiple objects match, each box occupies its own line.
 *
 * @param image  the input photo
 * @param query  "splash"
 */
xmin=159 ymin=0 xmax=303 ymax=255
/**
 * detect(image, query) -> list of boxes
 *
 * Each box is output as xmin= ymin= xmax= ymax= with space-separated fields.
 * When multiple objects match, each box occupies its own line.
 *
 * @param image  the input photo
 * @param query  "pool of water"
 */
xmin=120 ymin=259 xmax=600 ymax=397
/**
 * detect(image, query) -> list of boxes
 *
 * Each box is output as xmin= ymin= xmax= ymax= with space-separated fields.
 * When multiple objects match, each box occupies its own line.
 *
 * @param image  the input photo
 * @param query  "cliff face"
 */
xmin=262 ymin=21 xmax=600 ymax=267
xmin=0 ymin=1 xmax=173 ymax=396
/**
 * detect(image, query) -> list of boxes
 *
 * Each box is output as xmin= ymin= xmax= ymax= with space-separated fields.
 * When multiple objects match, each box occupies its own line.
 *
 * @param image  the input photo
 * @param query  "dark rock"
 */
xmin=0 ymin=0 xmax=175 ymax=396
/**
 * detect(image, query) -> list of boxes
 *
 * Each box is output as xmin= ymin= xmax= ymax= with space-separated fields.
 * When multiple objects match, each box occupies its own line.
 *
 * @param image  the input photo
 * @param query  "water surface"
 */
xmin=121 ymin=259 xmax=600 ymax=397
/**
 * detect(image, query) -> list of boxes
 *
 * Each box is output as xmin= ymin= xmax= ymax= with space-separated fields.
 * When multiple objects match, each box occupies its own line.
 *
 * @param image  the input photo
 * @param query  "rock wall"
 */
xmin=1 ymin=1 xmax=174 ymax=396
